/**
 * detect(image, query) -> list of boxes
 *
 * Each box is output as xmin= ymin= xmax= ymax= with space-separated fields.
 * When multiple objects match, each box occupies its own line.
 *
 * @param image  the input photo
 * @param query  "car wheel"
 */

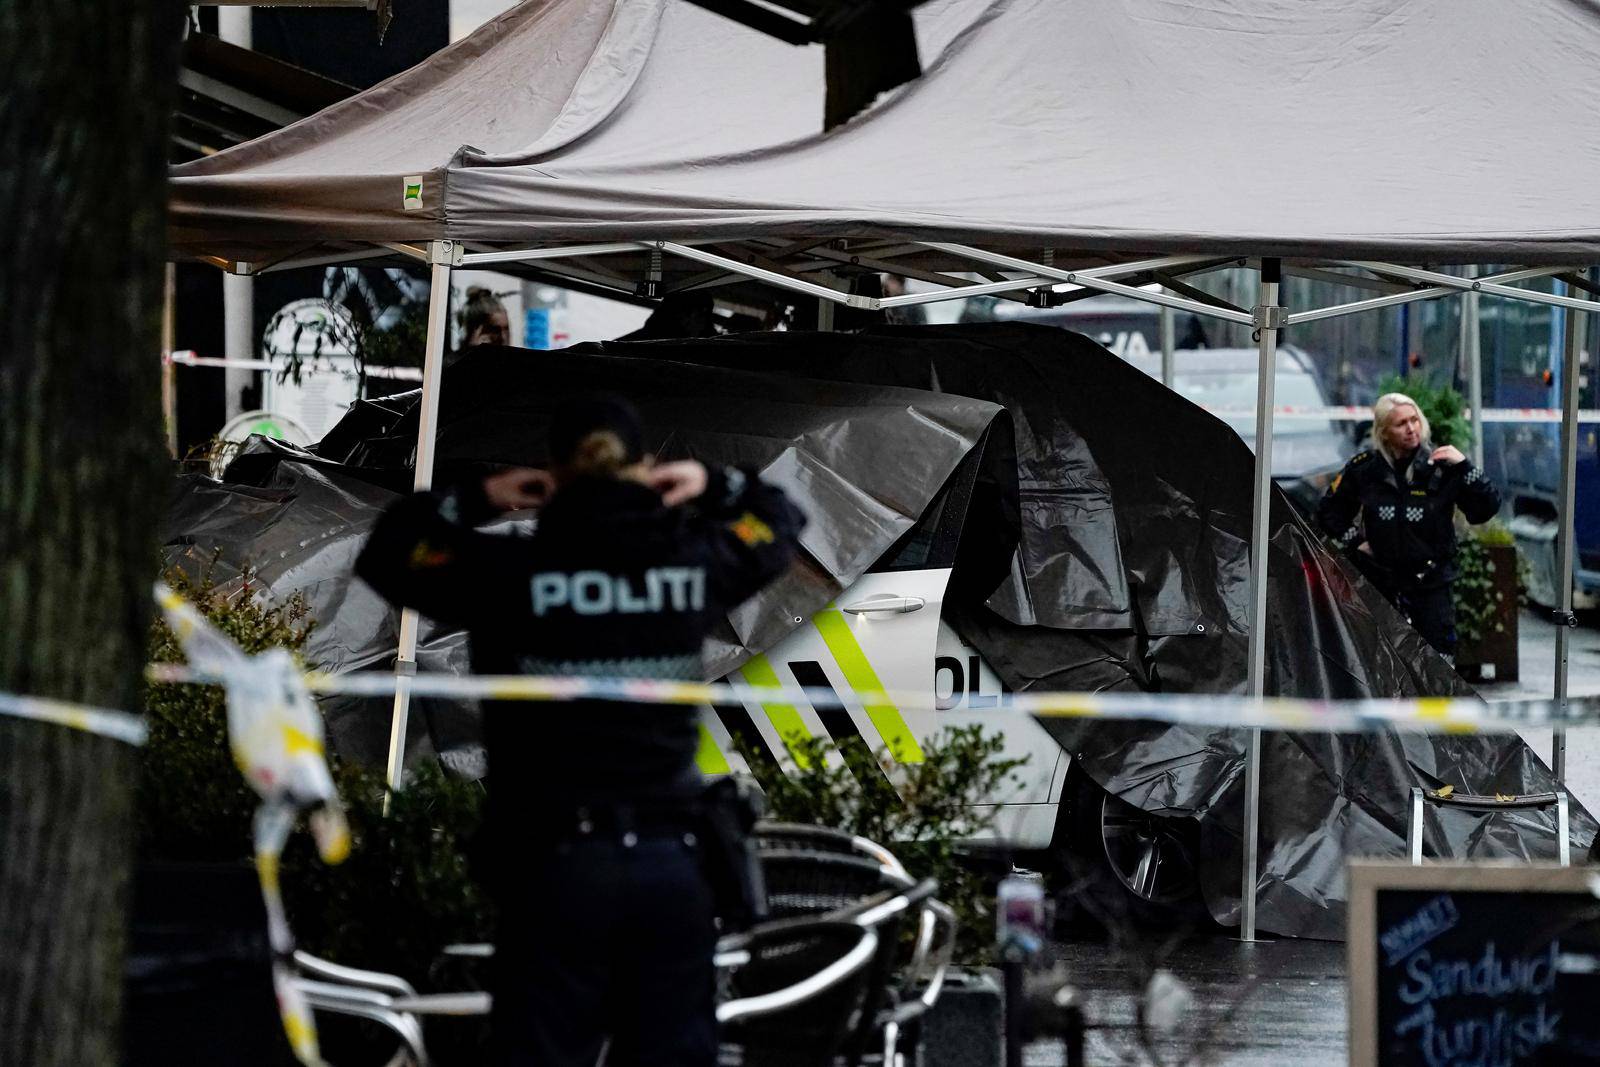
xmin=1056 ymin=763 xmax=1205 ymax=931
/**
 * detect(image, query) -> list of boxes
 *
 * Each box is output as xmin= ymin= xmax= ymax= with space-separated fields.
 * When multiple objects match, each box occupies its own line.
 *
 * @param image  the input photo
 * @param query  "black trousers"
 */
xmin=1395 ymin=584 xmax=1457 ymax=659
xmin=490 ymin=829 xmax=717 ymax=1067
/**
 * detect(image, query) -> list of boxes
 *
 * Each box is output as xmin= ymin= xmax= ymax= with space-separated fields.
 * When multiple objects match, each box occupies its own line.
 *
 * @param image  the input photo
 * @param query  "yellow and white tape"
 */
xmin=147 ymin=663 xmax=1600 ymax=736
xmin=0 ymin=691 xmax=147 ymax=746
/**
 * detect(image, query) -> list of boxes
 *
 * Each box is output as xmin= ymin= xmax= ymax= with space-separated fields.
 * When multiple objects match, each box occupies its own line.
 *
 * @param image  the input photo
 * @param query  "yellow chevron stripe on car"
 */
xmin=739 ymin=654 xmax=815 ymax=766
xmin=694 ymin=722 xmax=731 ymax=775
xmin=811 ymin=609 xmax=926 ymax=763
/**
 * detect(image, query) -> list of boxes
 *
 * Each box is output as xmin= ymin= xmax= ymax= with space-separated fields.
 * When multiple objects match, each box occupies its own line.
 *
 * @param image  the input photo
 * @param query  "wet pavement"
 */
xmin=1480 ymin=607 xmax=1600 ymax=813
xmin=1024 ymin=935 xmax=1346 ymax=1066
xmin=1015 ymin=610 xmax=1600 ymax=1066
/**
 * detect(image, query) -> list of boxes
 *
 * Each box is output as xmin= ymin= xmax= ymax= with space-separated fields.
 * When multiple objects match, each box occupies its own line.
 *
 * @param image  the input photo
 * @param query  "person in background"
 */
xmin=355 ymin=395 xmax=804 ymax=1066
xmin=1316 ymin=392 xmax=1501 ymax=660
xmin=459 ymin=286 xmax=511 ymax=348
xmin=617 ymin=292 xmax=718 ymax=340
xmin=881 ymin=274 xmax=928 ymax=326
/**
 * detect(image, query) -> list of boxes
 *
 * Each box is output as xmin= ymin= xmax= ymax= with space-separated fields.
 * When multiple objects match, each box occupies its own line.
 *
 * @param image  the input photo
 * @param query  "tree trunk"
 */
xmin=0 ymin=2 xmax=183 ymax=1064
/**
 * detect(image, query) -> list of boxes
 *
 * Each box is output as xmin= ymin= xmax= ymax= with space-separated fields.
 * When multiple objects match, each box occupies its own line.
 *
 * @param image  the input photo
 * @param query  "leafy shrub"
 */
xmin=281 ymin=761 xmax=490 ymax=983
xmin=1453 ymin=519 xmax=1528 ymax=647
xmin=140 ymin=566 xmax=315 ymax=860
xmin=140 ymin=567 xmax=491 ymax=989
xmin=738 ymin=726 xmax=1028 ymax=963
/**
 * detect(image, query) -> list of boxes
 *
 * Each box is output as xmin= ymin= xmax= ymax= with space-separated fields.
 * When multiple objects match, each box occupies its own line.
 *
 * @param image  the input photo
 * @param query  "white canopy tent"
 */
xmin=170 ymin=0 xmax=1600 ymax=940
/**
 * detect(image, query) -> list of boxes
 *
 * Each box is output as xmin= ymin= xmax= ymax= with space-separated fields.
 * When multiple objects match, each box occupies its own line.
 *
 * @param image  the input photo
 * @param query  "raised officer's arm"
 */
xmin=355 ymin=478 xmax=533 ymax=628
xmin=1453 ymin=461 xmax=1503 ymax=525
xmin=695 ymin=466 xmax=807 ymax=606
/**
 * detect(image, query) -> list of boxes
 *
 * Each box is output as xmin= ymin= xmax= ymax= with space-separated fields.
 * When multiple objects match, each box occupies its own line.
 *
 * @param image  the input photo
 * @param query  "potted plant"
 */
xmin=1453 ymin=519 xmax=1524 ymax=683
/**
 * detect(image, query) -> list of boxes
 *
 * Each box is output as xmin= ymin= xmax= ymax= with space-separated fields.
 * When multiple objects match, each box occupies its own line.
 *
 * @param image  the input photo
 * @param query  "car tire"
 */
xmin=1054 ymin=762 xmax=1207 ymax=934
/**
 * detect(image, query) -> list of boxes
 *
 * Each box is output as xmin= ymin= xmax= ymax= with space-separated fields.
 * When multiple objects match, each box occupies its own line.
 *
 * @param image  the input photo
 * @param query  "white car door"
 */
xmin=696 ymin=566 xmax=952 ymax=778
xmin=694 ymin=435 xmax=1067 ymax=847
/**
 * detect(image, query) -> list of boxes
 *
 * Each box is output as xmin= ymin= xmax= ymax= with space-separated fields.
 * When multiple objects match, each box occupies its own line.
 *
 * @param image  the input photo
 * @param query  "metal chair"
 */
xmin=290 ymin=832 xmax=948 ymax=1067
xmin=754 ymin=822 xmax=915 ymax=884
xmin=292 ymin=951 xmax=433 ymax=1066
xmin=757 ymin=845 xmax=956 ymax=1067
xmin=293 ymin=951 xmax=494 ymax=1067
xmin=1406 ymin=785 xmax=1572 ymax=866
xmin=716 ymin=917 xmax=881 ymax=1067
xmin=759 ymin=848 xmax=915 ymax=920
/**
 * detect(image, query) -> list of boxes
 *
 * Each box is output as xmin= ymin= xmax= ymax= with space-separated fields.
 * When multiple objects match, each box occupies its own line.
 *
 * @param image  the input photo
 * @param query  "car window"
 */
xmin=962 ymin=297 xmax=1212 ymax=351
xmin=872 ymin=434 xmax=986 ymax=573
xmin=1174 ymin=371 xmax=1325 ymax=409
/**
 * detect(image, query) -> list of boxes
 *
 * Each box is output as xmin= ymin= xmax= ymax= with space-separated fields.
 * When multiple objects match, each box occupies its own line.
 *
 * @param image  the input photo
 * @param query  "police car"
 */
xmin=693 ymin=443 xmax=1201 ymax=917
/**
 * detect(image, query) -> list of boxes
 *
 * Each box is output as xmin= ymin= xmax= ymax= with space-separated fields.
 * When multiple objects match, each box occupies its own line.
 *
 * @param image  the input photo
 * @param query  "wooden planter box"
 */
xmin=1456 ymin=543 xmax=1520 ymax=684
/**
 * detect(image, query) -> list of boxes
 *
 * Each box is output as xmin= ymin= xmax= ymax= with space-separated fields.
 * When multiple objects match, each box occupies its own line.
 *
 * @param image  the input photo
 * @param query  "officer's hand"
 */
xmin=483 ymin=467 xmax=554 ymax=511
xmin=647 ymin=460 xmax=708 ymax=506
xmin=1358 ymin=541 xmax=1374 ymax=556
xmin=1431 ymin=445 xmax=1467 ymax=466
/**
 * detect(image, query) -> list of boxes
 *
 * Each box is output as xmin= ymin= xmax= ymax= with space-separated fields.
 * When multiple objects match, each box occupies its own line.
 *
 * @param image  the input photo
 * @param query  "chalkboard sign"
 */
xmin=1349 ymin=862 xmax=1600 ymax=1066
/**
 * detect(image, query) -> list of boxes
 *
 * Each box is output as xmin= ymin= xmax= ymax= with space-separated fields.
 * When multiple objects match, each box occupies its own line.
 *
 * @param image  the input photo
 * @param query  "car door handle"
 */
xmin=841 ymin=596 xmax=926 ymax=615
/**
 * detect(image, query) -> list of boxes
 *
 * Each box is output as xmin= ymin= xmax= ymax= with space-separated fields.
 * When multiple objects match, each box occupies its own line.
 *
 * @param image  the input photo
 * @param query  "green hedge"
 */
xmin=739 ymin=726 xmax=1028 ymax=964
xmin=140 ymin=569 xmax=491 ymax=989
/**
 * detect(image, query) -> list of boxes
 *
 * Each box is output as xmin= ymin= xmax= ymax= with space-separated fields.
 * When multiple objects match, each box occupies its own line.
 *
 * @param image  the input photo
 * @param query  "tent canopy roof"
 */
xmin=170 ymin=0 xmax=1600 ymax=269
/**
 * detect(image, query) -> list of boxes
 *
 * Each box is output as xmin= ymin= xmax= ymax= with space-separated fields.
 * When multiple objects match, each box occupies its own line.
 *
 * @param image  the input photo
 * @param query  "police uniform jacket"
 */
xmin=356 ymin=467 xmax=805 ymax=808
xmin=1315 ymin=446 xmax=1501 ymax=590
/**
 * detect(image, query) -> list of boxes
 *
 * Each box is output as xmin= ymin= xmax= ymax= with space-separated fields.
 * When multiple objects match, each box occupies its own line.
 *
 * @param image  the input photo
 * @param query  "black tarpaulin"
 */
xmin=572 ymin=323 xmax=1596 ymax=938
xmin=165 ymin=324 xmax=1593 ymax=939
xmin=163 ymin=461 xmax=472 ymax=768
xmin=166 ymin=348 xmax=1003 ymax=767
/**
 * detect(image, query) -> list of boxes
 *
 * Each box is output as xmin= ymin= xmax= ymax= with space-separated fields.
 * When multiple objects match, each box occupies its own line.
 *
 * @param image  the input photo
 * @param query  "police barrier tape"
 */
xmin=1197 ymin=405 xmax=1600 ymax=424
xmin=146 ymin=663 xmax=1600 ymax=735
xmin=0 ymin=690 xmax=147 ymax=745
xmin=152 ymin=583 xmax=347 ymax=1067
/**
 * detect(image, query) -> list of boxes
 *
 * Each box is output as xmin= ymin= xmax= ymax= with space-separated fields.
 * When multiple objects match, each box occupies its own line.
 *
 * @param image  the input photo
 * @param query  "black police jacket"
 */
xmin=1315 ymin=446 xmax=1500 ymax=590
xmin=356 ymin=467 xmax=805 ymax=805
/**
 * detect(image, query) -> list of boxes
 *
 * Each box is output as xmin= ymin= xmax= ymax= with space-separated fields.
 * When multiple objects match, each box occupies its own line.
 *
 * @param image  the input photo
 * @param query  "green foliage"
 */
xmin=1452 ymin=520 xmax=1526 ymax=647
xmin=140 ymin=565 xmax=491 ymax=990
xmin=739 ymin=726 xmax=1028 ymax=963
xmin=140 ymin=565 xmax=315 ymax=860
xmin=1474 ymin=519 xmax=1517 ymax=548
xmin=281 ymin=761 xmax=490 ymax=984
xmin=1376 ymin=373 xmax=1472 ymax=449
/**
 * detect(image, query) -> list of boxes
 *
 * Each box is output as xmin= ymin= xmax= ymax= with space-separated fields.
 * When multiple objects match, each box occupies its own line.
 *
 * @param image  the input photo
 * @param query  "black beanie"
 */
xmin=548 ymin=394 xmax=646 ymax=466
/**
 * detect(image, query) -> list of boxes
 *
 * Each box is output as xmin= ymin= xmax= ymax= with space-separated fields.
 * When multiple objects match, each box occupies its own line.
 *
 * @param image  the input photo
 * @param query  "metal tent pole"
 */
xmin=1240 ymin=259 xmax=1282 ymax=943
xmin=1160 ymin=304 xmax=1175 ymax=387
xmin=1553 ymin=280 xmax=1586 ymax=784
xmin=161 ymin=263 xmax=178 ymax=457
xmin=384 ymin=240 xmax=459 ymax=798
xmin=218 ymin=8 xmax=254 ymax=422
xmin=222 ymin=271 xmax=255 ymax=419
xmin=1465 ymin=285 xmax=1484 ymax=469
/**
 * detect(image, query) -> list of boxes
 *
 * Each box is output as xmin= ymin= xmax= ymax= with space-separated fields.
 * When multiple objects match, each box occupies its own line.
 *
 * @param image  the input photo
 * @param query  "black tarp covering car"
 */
xmin=167 ymin=323 xmax=1592 ymax=939
xmin=167 ymin=354 xmax=1003 ymax=769
xmin=578 ymin=323 xmax=1597 ymax=937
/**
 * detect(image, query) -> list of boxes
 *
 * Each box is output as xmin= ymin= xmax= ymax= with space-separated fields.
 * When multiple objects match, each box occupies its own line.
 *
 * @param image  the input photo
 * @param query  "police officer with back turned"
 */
xmin=1317 ymin=391 xmax=1501 ymax=659
xmin=356 ymin=395 xmax=805 ymax=1066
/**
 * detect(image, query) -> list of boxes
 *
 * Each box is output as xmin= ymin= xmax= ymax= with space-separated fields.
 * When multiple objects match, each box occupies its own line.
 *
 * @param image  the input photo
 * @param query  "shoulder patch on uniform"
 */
xmin=729 ymin=511 xmax=775 ymax=547
xmin=1350 ymin=450 xmax=1374 ymax=464
xmin=408 ymin=539 xmax=452 ymax=569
